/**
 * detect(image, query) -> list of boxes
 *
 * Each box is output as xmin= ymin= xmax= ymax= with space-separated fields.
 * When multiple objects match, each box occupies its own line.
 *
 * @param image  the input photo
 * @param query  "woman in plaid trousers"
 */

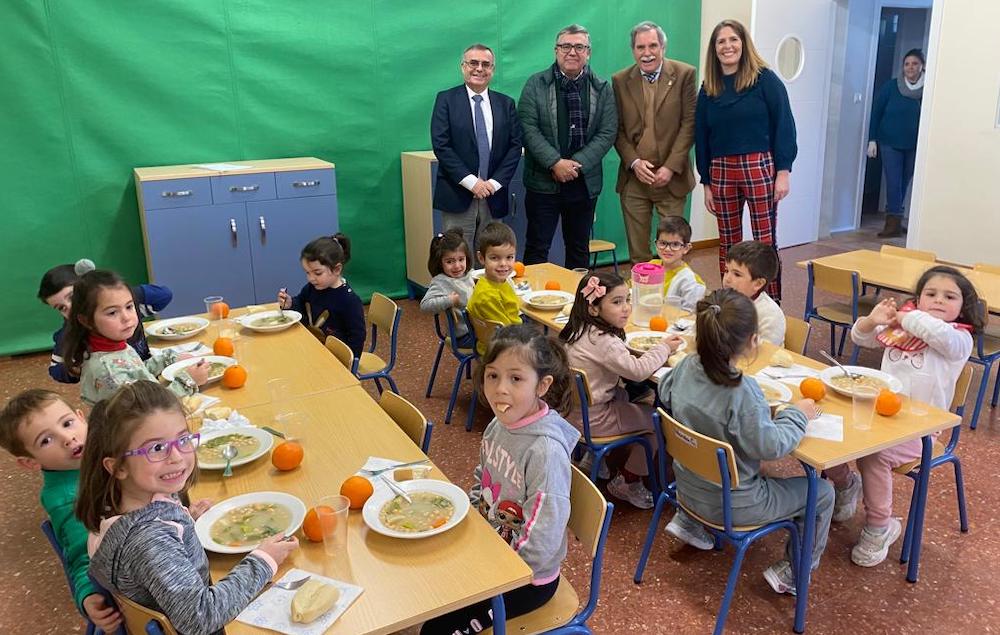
xmin=695 ymin=19 xmax=796 ymax=301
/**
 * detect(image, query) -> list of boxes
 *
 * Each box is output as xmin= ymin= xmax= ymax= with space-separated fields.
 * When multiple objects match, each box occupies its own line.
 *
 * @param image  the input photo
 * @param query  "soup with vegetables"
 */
xmin=210 ymin=503 xmax=291 ymax=547
xmin=379 ymin=492 xmax=455 ymax=533
xmin=158 ymin=322 xmax=201 ymax=336
xmin=207 ymin=362 xmax=228 ymax=379
xmin=629 ymin=335 xmax=664 ymax=352
xmin=198 ymin=434 xmax=260 ymax=462
xmin=830 ymin=375 xmax=889 ymax=392
xmin=251 ymin=314 xmax=292 ymax=328
xmin=531 ymin=294 xmax=565 ymax=307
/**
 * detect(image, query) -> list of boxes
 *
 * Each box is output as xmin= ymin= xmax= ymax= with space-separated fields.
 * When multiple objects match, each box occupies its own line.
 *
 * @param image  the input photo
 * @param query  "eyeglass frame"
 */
xmin=462 ymin=59 xmax=494 ymax=70
xmin=655 ymin=240 xmax=690 ymax=251
xmin=122 ymin=432 xmax=201 ymax=463
xmin=555 ymin=43 xmax=591 ymax=53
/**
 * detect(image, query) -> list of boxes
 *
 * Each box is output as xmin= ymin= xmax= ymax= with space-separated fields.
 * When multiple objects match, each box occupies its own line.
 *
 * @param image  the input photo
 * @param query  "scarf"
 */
xmin=897 ymin=73 xmax=924 ymax=100
xmin=88 ymin=333 xmax=128 ymax=353
xmin=876 ymin=301 xmax=973 ymax=352
xmin=554 ymin=63 xmax=588 ymax=152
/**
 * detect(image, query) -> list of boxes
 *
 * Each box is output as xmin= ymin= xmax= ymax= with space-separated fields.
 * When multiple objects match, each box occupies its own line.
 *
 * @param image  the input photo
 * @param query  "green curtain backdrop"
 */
xmin=0 ymin=0 xmax=700 ymax=356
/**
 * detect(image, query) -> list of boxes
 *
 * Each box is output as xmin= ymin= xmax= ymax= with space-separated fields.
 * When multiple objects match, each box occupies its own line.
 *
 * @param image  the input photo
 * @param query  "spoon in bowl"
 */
xmin=819 ymin=350 xmax=861 ymax=381
xmin=221 ymin=444 xmax=238 ymax=477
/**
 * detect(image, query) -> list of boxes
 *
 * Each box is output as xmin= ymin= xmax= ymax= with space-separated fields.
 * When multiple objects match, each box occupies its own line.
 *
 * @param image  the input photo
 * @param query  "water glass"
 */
xmin=571 ymin=267 xmax=590 ymax=276
xmin=851 ymin=386 xmax=880 ymax=430
xmin=203 ymin=295 xmax=225 ymax=319
xmin=316 ymin=495 xmax=350 ymax=557
xmin=268 ymin=377 xmax=294 ymax=419
xmin=908 ymin=371 xmax=936 ymax=416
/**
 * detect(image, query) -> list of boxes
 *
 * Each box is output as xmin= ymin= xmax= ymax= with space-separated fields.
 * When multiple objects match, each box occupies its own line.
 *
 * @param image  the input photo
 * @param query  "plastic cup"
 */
xmin=851 ymin=386 xmax=880 ymax=430
xmin=204 ymin=296 xmax=225 ymax=320
xmin=571 ymin=267 xmax=589 ymax=275
xmin=908 ymin=371 xmax=936 ymax=416
xmin=218 ymin=318 xmax=239 ymax=341
xmin=315 ymin=495 xmax=350 ymax=557
xmin=268 ymin=377 xmax=294 ymax=423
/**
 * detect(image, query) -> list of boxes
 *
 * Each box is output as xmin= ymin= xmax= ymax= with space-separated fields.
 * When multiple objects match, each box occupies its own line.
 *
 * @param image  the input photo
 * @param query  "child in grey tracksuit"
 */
xmin=420 ymin=229 xmax=476 ymax=347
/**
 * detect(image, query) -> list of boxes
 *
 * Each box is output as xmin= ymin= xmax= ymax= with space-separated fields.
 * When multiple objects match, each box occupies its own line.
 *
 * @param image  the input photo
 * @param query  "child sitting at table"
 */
xmin=467 ymin=222 xmax=522 ymax=354
xmin=0 ymin=389 xmax=121 ymax=633
xmin=420 ymin=325 xmax=579 ymax=634
xmin=560 ymin=272 xmax=684 ymax=509
xmin=722 ymin=240 xmax=785 ymax=345
xmin=825 ymin=265 xmax=983 ymax=567
xmin=62 ymin=269 xmax=208 ymax=406
xmin=79 ymin=381 xmax=298 ymax=635
xmin=658 ymin=289 xmax=832 ymax=595
xmin=648 ymin=216 xmax=706 ymax=313
xmin=39 ymin=259 xmax=173 ymax=384
xmin=420 ymin=228 xmax=475 ymax=348
xmin=278 ymin=232 xmax=366 ymax=356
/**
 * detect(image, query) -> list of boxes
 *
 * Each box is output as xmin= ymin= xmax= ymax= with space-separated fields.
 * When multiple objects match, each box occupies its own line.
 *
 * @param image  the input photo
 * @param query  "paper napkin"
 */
xmin=235 ymin=568 xmax=363 ymax=635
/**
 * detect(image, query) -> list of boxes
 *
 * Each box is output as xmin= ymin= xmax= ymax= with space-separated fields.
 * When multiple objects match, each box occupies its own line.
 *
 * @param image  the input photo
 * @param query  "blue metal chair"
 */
xmin=426 ymin=310 xmax=475 ymax=398
xmin=378 ymin=389 xmax=434 ymax=453
xmin=324 ymin=335 xmax=359 ymax=374
xmin=804 ymin=261 xmax=871 ymax=363
xmin=634 ymin=410 xmax=801 ymax=635
xmin=967 ymin=298 xmax=1000 ymax=429
xmin=570 ymin=368 xmax=658 ymax=496
xmin=441 ymin=309 xmax=479 ymax=428
xmin=897 ymin=364 xmax=974 ymax=567
xmin=483 ymin=465 xmax=613 ymax=634
xmin=356 ymin=292 xmax=401 ymax=394
xmin=113 ymin=592 xmax=176 ymax=635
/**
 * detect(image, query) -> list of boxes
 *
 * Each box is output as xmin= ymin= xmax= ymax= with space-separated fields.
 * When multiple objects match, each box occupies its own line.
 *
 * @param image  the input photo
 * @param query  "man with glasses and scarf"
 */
xmin=518 ymin=24 xmax=618 ymax=270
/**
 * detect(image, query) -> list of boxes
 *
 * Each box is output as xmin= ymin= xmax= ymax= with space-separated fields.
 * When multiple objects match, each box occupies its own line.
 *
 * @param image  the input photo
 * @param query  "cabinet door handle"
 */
xmin=229 ymin=184 xmax=260 ymax=193
xmin=162 ymin=190 xmax=192 ymax=198
xmin=259 ymin=216 xmax=267 ymax=233
xmin=292 ymin=180 xmax=320 ymax=188
xmin=230 ymin=218 xmax=238 ymax=239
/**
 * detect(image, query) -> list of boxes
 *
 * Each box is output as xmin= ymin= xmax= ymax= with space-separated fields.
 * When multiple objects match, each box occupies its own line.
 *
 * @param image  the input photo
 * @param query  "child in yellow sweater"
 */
xmin=467 ymin=222 xmax=522 ymax=354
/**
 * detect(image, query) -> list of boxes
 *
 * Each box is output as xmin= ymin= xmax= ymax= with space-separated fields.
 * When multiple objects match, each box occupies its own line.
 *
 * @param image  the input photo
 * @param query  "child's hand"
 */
xmin=257 ymin=533 xmax=298 ymax=565
xmin=186 ymin=360 xmax=211 ymax=386
xmin=189 ymin=498 xmax=213 ymax=520
xmin=449 ymin=291 xmax=461 ymax=307
xmin=177 ymin=352 xmax=194 ymax=360
xmin=793 ymin=398 xmax=820 ymax=420
xmin=83 ymin=594 xmax=122 ymax=633
xmin=662 ymin=335 xmax=685 ymax=353
xmin=867 ymin=298 xmax=897 ymax=326
xmin=277 ymin=288 xmax=291 ymax=309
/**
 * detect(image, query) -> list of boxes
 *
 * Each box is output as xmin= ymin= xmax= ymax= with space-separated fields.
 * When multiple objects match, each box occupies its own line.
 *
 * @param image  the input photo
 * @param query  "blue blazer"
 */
xmin=430 ymin=84 xmax=523 ymax=218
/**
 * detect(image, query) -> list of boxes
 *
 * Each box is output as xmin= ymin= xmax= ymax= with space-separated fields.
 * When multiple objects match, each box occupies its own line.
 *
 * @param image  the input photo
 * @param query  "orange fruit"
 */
xmin=213 ymin=337 xmax=235 ymax=357
xmin=301 ymin=506 xmax=334 ymax=542
xmin=544 ymin=280 xmax=561 ymax=291
xmin=876 ymin=389 xmax=902 ymax=416
xmin=340 ymin=475 xmax=375 ymax=509
xmin=799 ymin=377 xmax=826 ymax=401
xmin=210 ymin=302 xmax=230 ymax=319
xmin=513 ymin=262 xmax=526 ymax=278
xmin=271 ymin=441 xmax=303 ymax=471
xmin=221 ymin=365 xmax=247 ymax=389
xmin=649 ymin=316 xmax=668 ymax=332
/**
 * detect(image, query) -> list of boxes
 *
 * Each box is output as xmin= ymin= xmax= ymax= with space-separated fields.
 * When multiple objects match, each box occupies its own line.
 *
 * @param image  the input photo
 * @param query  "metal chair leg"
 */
xmin=444 ymin=360 xmax=468 ymax=424
xmin=970 ymin=365 xmax=990 ymax=430
xmin=991 ymin=365 xmax=1000 ymax=407
xmin=465 ymin=388 xmax=478 ymax=432
xmin=633 ymin=495 xmax=669 ymax=583
xmin=953 ymin=458 xmax=969 ymax=532
xmin=425 ymin=340 xmax=445 ymax=397
xmin=385 ymin=374 xmax=399 ymax=394
xmin=714 ymin=542 xmax=750 ymax=635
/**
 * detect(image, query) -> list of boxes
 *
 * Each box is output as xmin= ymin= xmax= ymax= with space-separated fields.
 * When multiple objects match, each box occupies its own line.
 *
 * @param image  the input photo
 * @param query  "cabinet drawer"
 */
xmin=211 ymin=173 xmax=277 ymax=204
xmin=140 ymin=178 xmax=213 ymax=210
xmin=275 ymin=169 xmax=336 ymax=199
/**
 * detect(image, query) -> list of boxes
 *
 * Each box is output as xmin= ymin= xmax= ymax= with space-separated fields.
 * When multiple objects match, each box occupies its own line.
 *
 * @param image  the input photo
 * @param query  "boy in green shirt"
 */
xmin=0 ymin=389 xmax=121 ymax=633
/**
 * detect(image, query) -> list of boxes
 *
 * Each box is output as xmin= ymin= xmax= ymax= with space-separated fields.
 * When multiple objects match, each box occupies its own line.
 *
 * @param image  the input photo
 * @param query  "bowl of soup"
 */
xmin=625 ymin=331 xmax=687 ymax=355
xmin=161 ymin=355 xmax=236 ymax=384
xmin=524 ymin=290 xmax=573 ymax=311
xmin=819 ymin=366 xmax=902 ymax=397
xmin=145 ymin=317 xmax=210 ymax=340
xmin=196 ymin=427 xmax=272 ymax=470
xmin=195 ymin=491 xmax=306 ymax=553
xmin=751 ymin=375 xmax=793 ymax=406
xmin=236 ymin=309 xmax=302 ymax=332
xmin=362 ymin=479 xmax=470 ymax=539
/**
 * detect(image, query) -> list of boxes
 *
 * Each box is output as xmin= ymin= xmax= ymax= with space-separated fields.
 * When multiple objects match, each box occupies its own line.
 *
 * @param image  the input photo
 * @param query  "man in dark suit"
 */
xmin=613 ymin=21 xmax=697 ymax=263
xmin=431 ymin=44 xmax=523 ymax=255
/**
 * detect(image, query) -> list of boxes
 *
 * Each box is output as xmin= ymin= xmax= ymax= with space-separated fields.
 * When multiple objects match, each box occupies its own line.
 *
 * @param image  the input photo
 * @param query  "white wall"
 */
xmin=909 ymin=0 xmax=1000 ymax=263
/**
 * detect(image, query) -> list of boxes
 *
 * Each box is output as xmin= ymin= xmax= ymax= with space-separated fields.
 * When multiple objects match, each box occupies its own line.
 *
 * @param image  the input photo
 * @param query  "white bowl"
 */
xmin=162 ymin=355 xmax=236 ymax=384
xmin=236 ymin=310 xmax=302 ymax=333
xmin=194 ymin=491 xmax=306 ymax=554
xmin=625 ymin=331 xmax=687 ymax=355
xmin=145 ymin=316 xmax=210 ymax=340
xmin=819 ymin=365 xmax=903 ymax=397
xmin=362 ymin=479 xmax=471 ymax=539
xmin=751 ymin=374 xmax=794 ymax=406
xmin=196 ymin=427 xmax=273 ymax=470
xmin=523 ymin=290 xmax=574 ymax=311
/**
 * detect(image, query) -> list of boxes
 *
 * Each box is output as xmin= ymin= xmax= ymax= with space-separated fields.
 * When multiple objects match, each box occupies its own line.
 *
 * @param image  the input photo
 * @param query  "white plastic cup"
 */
xmin=203 ymin=296 xmax=225 ymax=320
xmin=315 ymin=495 xmax=350 ymax=557
xmin=851 ymin=386 xmax=879 ymax=431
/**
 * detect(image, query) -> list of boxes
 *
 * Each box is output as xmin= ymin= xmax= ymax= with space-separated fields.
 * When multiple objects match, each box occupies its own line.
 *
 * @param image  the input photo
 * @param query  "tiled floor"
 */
xmin=3 ymin=218 xmax=998 ymax=634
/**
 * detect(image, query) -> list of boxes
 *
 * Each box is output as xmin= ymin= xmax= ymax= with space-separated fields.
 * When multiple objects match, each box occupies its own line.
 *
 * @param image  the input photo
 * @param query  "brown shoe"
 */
xmin=878 ymin=215 xmax=903 ymax=238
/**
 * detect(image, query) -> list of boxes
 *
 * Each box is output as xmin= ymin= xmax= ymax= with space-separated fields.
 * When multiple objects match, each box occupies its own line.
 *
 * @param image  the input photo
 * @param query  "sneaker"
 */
xmin=763 ymin=560 xmax=797 ymax=596
xmin=577 ymin=453 xmax=611 ymax=479
xmin=833 ymin=472 xmax=863 ymax=523
xmin=665 ymin=511 xmax=714 ymax=550
xmin=606 ymin=475 xmax=654 ymax=509
xmin=851 ymin=517 xmax=903 ymax=567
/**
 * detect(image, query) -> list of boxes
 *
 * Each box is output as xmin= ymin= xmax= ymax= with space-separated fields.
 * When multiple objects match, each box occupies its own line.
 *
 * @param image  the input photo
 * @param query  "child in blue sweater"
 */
xmin=278 ymin=233 xmax=366 ymax=356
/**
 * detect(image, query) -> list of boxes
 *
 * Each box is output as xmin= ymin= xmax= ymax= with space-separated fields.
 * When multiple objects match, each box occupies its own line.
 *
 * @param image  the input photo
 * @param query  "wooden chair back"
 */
xmin=569 ymin=368 xmax=595 ymax=410
xmin=568 ymin=465 xmax=609 ymax=558
xmin=951 ymin=364 xmax=974 ymax=413
xmin=468 ymin=314 xmax=502 ymax=351
xmin=784 ymin=316 xmax=811 ymax=355
xmin=324 ymin=335 xmax=355 ymax=371
xmin=658 ymin=408 xmax=739 ymax=488
xmin=113 ymin=593 xmax=179 ymax=635
xmin=810 ymin=261 xmax=860 ymax=297
xmin=369 ymin=292 xmax=399 ymax=336
xmin=881 ymin=244 xmax=936 ymax=262
xmin=379 ymin=390 xmax=428 ymax=450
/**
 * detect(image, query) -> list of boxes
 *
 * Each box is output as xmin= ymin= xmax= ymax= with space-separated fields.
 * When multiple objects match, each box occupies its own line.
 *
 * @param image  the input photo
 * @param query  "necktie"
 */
xmin=472 ymin=94 xmax=490 ymax=178
xmin=642 ymin=72 xmax=658 ymax=83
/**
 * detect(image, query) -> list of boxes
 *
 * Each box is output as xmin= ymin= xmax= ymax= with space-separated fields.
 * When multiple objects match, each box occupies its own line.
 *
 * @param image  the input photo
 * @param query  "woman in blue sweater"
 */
xmin=695 ymin=19 xmax=796 ymax=302
xmin=867 ymin=49 xmax=925 ymax=238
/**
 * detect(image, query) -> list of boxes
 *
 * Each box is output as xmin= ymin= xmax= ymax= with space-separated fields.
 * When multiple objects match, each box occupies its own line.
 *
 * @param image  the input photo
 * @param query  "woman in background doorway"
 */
xmin=867 ymin=49 xmax=925 ymax=238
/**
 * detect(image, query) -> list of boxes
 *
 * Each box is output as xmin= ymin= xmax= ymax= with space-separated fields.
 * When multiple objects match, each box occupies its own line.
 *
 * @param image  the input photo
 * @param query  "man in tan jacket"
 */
xmin=613 ymin=21 xmax=697 ymax=263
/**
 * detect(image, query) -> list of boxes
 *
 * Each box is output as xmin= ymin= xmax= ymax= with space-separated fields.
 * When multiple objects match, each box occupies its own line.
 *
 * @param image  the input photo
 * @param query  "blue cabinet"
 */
xmin=135 ymin=158 xmax=338 ymax=317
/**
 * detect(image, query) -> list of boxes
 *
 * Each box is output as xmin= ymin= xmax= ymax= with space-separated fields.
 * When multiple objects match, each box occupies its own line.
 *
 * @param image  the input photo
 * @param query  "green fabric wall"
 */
xmin=0 ymin=0 xmax=701 ymax=356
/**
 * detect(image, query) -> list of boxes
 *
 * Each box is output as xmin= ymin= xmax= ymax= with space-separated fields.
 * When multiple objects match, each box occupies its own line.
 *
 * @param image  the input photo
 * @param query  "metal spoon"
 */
xmin=380 ymin=474 xmax=412 ymax=503
xmin=278 ymin=289 xmax=286 ymax=318
xmin=819 ymin=350 xmax=860 ymax=381
xmin=221 ymin=444 xmax=238 ymax=477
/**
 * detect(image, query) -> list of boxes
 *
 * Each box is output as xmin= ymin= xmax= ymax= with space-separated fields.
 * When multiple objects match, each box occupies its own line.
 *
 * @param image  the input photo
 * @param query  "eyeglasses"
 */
xmin=122 ymin=433 xmax=200 ymax=463
xmin=555 ymin=43 xmax=591 ymax=53
xmin=462 ymin=60 xmax=494 ymax=70
xmin=655 ymin=240 xmax=689 ymax=251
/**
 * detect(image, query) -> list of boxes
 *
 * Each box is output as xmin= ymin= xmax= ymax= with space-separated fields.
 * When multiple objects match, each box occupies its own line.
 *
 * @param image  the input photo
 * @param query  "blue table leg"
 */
xmin=491 ymin=595 xmax=507 ymax=635
xmin=906 ymin=435 xmax=934 ymax=583
xmin=794 ymin=463 xmax=818 ymax=634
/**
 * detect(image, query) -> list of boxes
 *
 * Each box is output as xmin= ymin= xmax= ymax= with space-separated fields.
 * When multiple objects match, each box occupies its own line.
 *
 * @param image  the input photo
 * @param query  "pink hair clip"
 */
xmin=582 ymin=276 xmax=606 ymax=304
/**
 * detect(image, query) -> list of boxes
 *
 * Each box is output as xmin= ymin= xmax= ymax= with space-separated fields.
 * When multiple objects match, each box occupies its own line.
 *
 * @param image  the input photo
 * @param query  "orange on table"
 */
xmin=544 ymin=280 xmax=561 ymax=291
xmin=649 ymin=316 xmax=668 ymax=332
xmin=272 ymin=441 xmax=304 ymax=471
xmin=302 ymin=506 xmax=333 ymax=542
xmin=799 ymin=377 xmax=826 ymax=401
xmin=340 ymin=475 xmax=375 ymax=509
xmin=876 ymin=389 xmax=902 ymax=416
xmin=213 ymin=337 xmax=235 ymax=357
xmin=210 ymin=301 xmax=230 ymax=319
xmin=221 ymin=365 xmax=247 ymax=388
xmin=513 ymin=262 xmax=526 ymax=278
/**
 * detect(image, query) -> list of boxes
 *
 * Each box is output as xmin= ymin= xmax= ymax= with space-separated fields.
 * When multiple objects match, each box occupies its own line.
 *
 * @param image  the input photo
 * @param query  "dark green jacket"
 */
xmin=517 ymin=66 xmax=618 ymax=196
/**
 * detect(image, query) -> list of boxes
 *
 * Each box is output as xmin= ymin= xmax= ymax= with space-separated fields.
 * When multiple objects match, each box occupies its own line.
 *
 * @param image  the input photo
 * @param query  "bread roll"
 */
xmin=770 ymin=349 xmax=794 ymax=368
xmin=205 ymin=406 xmax=232 ymax=420
xmin=291 ymin=580 xmax=340 ymax=623
xmin=181 ymin=394 xmax=205 ymax=413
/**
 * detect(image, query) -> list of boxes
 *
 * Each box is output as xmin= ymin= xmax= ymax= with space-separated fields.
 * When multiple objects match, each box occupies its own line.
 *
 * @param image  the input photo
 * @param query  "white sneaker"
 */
xmin=851 ymin=517 xmax=903 ymax=567
xmin=577 ymin=452 xmax=611 ymax=479
xmin=606 ymin=475 xmax=654 ymax=509
xmin=763 ymin=559 xmax=797 ymax=596
xmin=833 ymin=472 xmax=863 ymax=523
xmin=665 ymin=511 xmax=714 ymax=550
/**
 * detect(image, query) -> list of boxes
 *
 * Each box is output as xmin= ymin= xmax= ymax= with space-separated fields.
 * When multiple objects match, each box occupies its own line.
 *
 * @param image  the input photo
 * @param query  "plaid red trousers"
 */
xmin=710 ymin=151 xmax=782 ymax=300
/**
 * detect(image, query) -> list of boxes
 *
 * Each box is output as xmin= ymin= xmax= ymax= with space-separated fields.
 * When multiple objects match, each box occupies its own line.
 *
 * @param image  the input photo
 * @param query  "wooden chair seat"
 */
xmin=589 ymin=239 xmax=616 ymax=253
xmin=589 ymin=432 xmax=647 ymax=444
xmin=481 ymin=574 xmax=580 ymax=635
xmin=358 ymin=351 xmax=387 ymax=374
xmin=814 ymin=303 xmax=857 ymax=324
xmin=893 ymin=441 xmax=947 ymax=475
xmin=678 ymin=501 xmax=775 ymax=533
xmin=443 ymin=336 xmax=474 ymax=356
xmin=980 ymin=331 xmax=1000 ymax=357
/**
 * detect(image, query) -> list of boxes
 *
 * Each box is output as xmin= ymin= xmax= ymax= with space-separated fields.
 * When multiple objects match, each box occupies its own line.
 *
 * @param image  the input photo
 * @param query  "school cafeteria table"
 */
xmin=796 ymin=249 xmax=1000 ymax=313
xmin=190 ymin=387 xmax=532 ymax=634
